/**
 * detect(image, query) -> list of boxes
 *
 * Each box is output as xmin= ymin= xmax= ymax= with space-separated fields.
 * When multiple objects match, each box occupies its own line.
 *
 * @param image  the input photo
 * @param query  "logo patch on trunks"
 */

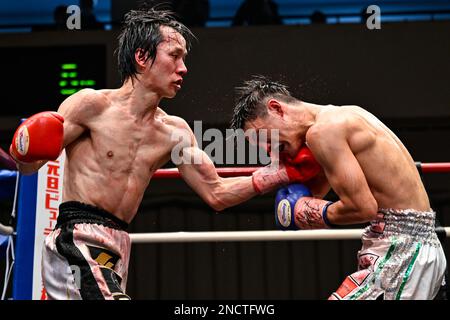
xmin=87 ymin=246 xmax=119 ymax=269
xmin=88 ymin=246 xmax=129 ymax=297
xmin=334 ymin=269 xmax=371 ymax=299
xmin=358 ymin=253 xmax=380 ymax=270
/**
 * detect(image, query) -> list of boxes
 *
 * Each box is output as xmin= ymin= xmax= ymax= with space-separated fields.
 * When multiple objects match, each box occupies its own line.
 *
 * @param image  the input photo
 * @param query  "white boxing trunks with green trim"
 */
xmin=329 ymin=208 xmax=447 ymax=300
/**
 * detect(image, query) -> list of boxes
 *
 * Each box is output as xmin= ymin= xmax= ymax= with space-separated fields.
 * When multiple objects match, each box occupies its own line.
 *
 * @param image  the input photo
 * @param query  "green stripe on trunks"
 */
xmin=395 ymin=242 xmax=422 ymax=300
xmin=349 ymin=237 xmax=398 ymax=300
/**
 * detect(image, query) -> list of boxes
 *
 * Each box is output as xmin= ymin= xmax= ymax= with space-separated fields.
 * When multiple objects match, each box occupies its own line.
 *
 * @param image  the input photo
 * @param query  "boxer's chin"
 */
xmin=165 ymin=87 xmax=178 ymax=99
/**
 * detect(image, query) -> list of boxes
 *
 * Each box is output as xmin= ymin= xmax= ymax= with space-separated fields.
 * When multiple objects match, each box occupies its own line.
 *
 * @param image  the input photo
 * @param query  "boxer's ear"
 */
xmin=134 ymin=48 xmax=150 ymax=69
xmin=267 ymin=99 xmax=284 ymax=117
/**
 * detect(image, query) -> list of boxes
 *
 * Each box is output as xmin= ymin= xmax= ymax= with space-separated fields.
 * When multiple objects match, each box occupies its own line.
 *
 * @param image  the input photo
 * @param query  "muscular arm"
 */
xmin=179 ymin=147 xmax=258 ymax=211
xmin=174 ymin=121 xmax=258 ymax=211
xmin=15 ymin=89 xmax=94 ymax=175
xmin=307 ymin=124 xmax=378 ymax=225
xmin=303 ymin=169 xmax=330 ymax=199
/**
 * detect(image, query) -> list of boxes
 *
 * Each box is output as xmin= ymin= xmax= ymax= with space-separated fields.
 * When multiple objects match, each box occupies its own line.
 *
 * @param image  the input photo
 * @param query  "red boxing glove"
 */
xmin=252 ymin=145 xmax=322 ymax=194
xmin=281 ymin=145 xmax=322 ymax=183
xmin=10 ymin=111 xmax=64 ymax=163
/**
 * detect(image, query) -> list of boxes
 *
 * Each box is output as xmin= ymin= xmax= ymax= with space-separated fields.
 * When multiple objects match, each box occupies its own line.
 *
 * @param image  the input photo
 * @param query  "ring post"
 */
xmin=12 ymin=154 xmax=65 ymax=300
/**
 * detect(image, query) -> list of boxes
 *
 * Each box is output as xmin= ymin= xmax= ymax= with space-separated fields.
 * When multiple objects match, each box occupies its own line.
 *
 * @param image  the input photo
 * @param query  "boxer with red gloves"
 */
xmin=10 ymin=111 xmax=64 ymax=164
xmin=8 ymin=9 xmax=323 ymax=300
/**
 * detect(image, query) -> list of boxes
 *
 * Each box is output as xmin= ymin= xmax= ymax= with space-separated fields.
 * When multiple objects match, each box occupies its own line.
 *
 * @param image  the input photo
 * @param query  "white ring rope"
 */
xmin=130 ymin=227 xmax=450 ymax=243
xmin=1 ymin=235 xmax=14 ymax=300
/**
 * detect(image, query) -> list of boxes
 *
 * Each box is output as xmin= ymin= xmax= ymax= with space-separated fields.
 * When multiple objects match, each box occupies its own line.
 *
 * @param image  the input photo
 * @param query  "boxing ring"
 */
xmin=131 ymin=163 xmax=450 ymax=243
xmin=0 ymin=151 xmax=449 ymax=299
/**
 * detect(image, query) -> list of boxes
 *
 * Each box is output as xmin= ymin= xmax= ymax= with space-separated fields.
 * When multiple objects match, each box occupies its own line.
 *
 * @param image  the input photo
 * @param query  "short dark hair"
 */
xmin=116 ymin=5 xmax=195 ymax=83
xmin=230 ymin=75 xmax=296 ymax=130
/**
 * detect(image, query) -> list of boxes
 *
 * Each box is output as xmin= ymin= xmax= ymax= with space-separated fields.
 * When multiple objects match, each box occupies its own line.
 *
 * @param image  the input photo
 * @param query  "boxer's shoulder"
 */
xmin=314 ymin=106 xmax=368 ymax=132
xmin=59 ymin=88 xmax=108 ymax=115
xmin=306 ymin=114 xmax=362 ymax=151
xmin=319 ymin=105 xmax=364 ymax=120
xmin=57 ymin=89 xmax=113 ymax=132
xmin=159 ymin=112 xmax=191 ymax=131
xmin=150 ymin=111 xmax=194 ymax=144
xmin=70 ymin=88 xmax=106 ymax=103
xmin=307 ymin=115 xmax=348 ymax=140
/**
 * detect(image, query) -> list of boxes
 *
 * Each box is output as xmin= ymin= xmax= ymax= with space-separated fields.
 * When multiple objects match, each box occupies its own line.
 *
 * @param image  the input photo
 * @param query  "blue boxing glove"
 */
xmin=275 ymin=184 xmax=312 ymax=230
xmin=275 ymin=184 xmax=335 ymax=230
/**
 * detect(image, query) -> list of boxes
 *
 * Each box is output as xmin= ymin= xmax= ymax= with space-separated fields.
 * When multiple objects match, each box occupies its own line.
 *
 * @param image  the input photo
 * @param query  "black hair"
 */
xmin=230 ymin=75 xmax=296 ymax=130
xmin=116 ymin=3 xmax=195 ymax=84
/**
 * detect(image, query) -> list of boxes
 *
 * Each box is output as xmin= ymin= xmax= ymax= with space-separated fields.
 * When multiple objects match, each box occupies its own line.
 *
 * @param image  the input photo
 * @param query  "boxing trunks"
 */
xmin=329 ymin=208 xmax=447 ymax=300
xmin=42 ymin=201 xmax=131 ymax=300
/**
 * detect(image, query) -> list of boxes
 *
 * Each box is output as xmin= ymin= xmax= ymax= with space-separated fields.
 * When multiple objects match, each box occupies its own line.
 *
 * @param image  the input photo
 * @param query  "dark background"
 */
xmin=0 ymin=21 xmax=449 ymax=299
xmin=0 ymin=45 xmax=106 ymax=116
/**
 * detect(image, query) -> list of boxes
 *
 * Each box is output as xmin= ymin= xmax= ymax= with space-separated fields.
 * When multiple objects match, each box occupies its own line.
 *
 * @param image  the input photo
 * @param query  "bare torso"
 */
xmin=62 ymin=89 xmax=184 ymax=223
xmin=311 ymin=105 xmax=430 ymax=212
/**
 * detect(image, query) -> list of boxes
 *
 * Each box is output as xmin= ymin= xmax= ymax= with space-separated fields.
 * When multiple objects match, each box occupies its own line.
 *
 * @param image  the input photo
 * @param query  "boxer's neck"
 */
xmin=291 ymin=101 xmax=322 ymax=130
xmin=117 ymin=79 xmax=161 ymax=119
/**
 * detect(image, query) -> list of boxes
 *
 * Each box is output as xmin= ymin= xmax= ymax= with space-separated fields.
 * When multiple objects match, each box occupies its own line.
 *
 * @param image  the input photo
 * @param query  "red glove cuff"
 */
xmin=252 ymin=165 xmax=289 ymax=194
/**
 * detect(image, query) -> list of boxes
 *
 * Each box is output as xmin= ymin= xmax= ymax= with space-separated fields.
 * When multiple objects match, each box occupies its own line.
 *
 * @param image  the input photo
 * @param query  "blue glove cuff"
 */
xmin=321 ymin=201 xmax=336 ymax=228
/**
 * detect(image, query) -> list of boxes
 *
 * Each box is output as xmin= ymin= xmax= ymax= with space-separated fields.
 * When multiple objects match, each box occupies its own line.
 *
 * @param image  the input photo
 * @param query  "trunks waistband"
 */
xmin=56 ymin=201 xmax=128 ymax=231
xmin=378 ymin=207 xmax=435 ymax=228
xmin=368 ymin=208 xmax=439 ymax=244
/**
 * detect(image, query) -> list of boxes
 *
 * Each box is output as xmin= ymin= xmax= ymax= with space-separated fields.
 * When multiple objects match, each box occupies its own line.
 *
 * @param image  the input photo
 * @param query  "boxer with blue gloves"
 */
xmin=231 ymin=76 xmax=446 ymax=300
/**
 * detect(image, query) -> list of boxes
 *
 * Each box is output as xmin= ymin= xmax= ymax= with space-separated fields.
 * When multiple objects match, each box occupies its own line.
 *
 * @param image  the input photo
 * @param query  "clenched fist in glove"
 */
xmin=10 ymin=111 xmax=64 ymax=163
